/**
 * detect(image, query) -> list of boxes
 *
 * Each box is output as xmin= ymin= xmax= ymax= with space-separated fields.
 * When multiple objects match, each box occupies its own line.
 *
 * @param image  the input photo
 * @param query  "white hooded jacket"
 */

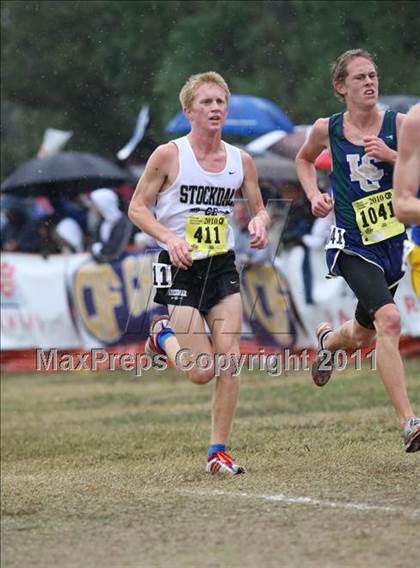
xmin=90 ymin=188 xmax=133 ymax=262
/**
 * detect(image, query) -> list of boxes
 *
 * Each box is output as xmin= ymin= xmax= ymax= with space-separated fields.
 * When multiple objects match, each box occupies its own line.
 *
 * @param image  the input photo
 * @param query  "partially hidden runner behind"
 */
xmin=393 ymin=103 xmax=420 ymax=226
xmin=128 ymin=71 xmax=269 ymax=473
xmin=295 ymin=49 xmax=420 ymax=453
xmin=393 ymin=103 xmax=420 ymax=298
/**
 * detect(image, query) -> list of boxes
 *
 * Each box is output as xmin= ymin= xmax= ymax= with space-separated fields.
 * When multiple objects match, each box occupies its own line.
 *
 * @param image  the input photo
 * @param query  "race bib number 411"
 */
xmin=185 ymin=214 xmax=228 ymax=256
xmin=352 ymin=189 xmax=405 ymax=245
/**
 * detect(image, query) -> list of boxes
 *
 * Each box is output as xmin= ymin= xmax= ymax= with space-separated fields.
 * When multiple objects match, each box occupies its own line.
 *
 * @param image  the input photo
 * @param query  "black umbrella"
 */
xmin=269 ymin=130 xmax=308 ymax=160
xmin=1 ymin=152 xmax=130 ymax=197
xmin=251 ymin=151 xmax=299 ymax=182
xmin=250 ymin=150 xmax=328 ymax=189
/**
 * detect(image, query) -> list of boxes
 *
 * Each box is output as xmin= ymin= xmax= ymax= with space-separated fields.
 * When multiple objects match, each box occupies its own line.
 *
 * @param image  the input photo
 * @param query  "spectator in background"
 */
xmin=89 ymin=188 xmax=133 ymax=263
xmin=54 ymin=217 xmax=84 ymax=253
xmin=1 ymin=195 xmax=43 ymax=253
xmin=279 ymin=181 xmax=315 ymax=248
xmin=233 ymin=199 xmax=272 ymax=270
xmin=37 ymin=214 xmax=62 ymax=257
xmin=49 ymin=194 xmax=89 ymax=233
xmin=277 ymin=181 xmax=319 ymax=304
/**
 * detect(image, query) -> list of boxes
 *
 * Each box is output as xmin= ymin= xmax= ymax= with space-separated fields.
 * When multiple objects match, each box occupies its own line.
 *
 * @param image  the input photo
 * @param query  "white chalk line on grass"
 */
xmin=181 ymin=489 xmax=420 ymax=518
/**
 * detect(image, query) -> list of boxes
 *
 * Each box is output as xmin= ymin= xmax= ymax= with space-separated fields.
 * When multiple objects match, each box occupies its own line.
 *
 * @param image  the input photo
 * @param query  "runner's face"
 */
xmin=336 ymin=57 xmax=379 ymax=107
xmin=186 ymin=83 xmax=228 ymax=132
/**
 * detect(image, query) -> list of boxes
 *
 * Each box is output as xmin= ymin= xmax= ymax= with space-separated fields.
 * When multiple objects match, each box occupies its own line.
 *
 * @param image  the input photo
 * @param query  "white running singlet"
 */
xmin=155 ymin=136 xmax=244 ymax=259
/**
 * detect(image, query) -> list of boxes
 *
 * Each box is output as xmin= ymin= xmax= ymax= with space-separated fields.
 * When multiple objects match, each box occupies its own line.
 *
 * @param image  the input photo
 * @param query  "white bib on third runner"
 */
xmin=155 ymin=136 xmax=244 ymax=258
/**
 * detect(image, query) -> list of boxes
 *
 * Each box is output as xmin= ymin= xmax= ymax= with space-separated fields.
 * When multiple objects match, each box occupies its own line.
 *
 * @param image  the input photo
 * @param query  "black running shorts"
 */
xmin=154 ymin=250 xmax=241 ymax=315
xmin=337 ymin=252 xmax=399 ymax=330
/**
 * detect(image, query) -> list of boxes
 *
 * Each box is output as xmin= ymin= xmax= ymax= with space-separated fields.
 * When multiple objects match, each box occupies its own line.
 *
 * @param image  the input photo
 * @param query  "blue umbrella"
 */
xmin=165 ymin=94 xmax=294 ymax=136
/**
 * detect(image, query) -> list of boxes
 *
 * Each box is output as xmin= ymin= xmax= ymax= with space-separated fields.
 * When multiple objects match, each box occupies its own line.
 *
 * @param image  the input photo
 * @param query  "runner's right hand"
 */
xmin=167 ymin=235 xmax=193 ymax=269
xmin=311 ymin=192 xmax=333 ymax=218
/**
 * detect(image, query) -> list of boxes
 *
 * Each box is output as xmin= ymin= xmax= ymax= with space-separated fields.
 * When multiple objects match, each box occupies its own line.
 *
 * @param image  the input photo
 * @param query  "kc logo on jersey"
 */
xmin=346 ymin=154 xmax=384 ymax=192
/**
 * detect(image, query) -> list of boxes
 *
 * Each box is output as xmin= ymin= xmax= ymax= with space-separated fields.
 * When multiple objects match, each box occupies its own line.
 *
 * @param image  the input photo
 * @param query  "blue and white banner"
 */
xmin=1 ymin=248 xmax=419 ymax=350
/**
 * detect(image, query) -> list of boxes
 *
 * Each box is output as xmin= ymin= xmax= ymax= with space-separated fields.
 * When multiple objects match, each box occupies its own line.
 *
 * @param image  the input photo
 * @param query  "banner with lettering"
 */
xmin=1 ymin=248 xmax=419 ymax=351
xmin=1 ymin=253 xmax=81 ymax=349
xmin=67 ymin=252 xmax=165 ymax=348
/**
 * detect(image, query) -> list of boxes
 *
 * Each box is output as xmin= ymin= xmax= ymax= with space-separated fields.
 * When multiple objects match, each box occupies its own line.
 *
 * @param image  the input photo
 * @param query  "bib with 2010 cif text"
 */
xmin=185 ymin=214 xmax=228 ymax=257
xmin=352 ymin=189 xmax=405 ymax=245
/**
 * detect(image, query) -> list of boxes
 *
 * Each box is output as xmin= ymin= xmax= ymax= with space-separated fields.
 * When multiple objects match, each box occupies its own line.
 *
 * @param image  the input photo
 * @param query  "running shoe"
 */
xmin=403 ymin=417 xmax=420 ymax=453
xmin=311 ymin=322 xmax=335 ymax=387
xmin=145 ymin=315 xmax=170 ymax=358
xmin=206 ymin=450 xmax=246 ymax=475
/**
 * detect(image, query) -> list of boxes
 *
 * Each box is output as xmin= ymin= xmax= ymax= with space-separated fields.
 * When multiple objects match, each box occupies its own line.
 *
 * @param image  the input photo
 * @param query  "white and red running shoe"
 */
xmin=145 ymin=315 xmax=170 ymax=358
xmin=206 ymin=450 xmax=246 ymax=475
xmin=403 ymin=417 xmax=420 ymax=453
xmin=311 ymin=322 xmax=335 ymax=387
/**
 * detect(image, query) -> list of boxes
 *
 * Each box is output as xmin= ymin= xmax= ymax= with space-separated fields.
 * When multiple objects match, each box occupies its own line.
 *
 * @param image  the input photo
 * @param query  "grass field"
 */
xmin=2 ymin=359 xmax=420 ymax=568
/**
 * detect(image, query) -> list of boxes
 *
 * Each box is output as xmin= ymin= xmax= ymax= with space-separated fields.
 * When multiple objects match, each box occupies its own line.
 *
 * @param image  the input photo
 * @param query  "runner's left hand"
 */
xmin=364 ymin=136 xmax=395 ymax=163
xmin=248 ymin=216 xmax=268 ymax=249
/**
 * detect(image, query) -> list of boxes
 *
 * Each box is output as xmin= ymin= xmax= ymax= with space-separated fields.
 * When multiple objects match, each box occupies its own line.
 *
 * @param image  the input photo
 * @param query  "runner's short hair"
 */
xmin=331 ymin=49 xmax=377 ymax=101
xmin=179 ymin=72 xmax=230 ymax=110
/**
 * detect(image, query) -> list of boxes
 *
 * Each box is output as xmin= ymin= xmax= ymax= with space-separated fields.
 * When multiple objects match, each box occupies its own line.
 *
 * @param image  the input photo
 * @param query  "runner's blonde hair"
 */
xmin=179 ymin=71 xmax=230 ymax=110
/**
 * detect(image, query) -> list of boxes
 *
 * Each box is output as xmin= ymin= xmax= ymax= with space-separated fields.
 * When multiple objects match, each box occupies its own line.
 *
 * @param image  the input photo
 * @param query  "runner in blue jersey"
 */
xmin=296 ymin=49 xmax=420 ymax=452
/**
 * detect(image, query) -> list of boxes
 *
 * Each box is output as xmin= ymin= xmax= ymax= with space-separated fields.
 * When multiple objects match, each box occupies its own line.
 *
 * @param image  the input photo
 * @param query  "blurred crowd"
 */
xmin=1 ymin=174 xmax=329 ymax=270
xmin=1 ymin=177 xmax=326 ymax=266
xmin=1 ymin=187 xmax=134 ymax=262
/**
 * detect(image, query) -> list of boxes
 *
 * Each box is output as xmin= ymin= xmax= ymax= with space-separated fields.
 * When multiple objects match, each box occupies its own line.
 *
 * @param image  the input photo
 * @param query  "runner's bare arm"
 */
xmin=240 ymin=151 xmax=269 ymax=249
xmin=295 ymin=118 xmax=333 ymax=217
xmin=128 ymin=144 xmax=192 ymax=269
xmin=396 ymin=112 xmax=406 ymax=143
xmin=393 ymin=106 xmax=420 ymax=224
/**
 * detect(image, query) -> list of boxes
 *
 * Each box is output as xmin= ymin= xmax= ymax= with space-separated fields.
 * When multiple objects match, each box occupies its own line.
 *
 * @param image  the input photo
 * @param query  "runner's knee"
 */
xmin=187 ymin=367 xmax=214 ymax=385
xmin=374 ymin=304 xmax=401 ymax=337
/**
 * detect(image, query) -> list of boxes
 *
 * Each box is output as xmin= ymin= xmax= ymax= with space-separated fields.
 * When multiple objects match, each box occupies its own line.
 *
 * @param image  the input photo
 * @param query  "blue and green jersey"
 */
xmin=326 ymin=109 xmax=406 ymax=285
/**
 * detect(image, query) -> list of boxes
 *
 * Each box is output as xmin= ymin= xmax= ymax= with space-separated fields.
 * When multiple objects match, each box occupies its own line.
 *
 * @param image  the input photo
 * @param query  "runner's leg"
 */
xmin=325 ymin=254 xmax=415 ymax=425
xmin=374 ymin=303 xmax=415 ymax=425
xmin=205 ymin=293 xmax=242 ymax=446
xmin=167 ymin=304 xmax=215 ymax=384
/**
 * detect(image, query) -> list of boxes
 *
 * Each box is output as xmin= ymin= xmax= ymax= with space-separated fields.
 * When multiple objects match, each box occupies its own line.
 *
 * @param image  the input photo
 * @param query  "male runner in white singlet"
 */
xmin=129 ymin=72 xmax=269 ymax=473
